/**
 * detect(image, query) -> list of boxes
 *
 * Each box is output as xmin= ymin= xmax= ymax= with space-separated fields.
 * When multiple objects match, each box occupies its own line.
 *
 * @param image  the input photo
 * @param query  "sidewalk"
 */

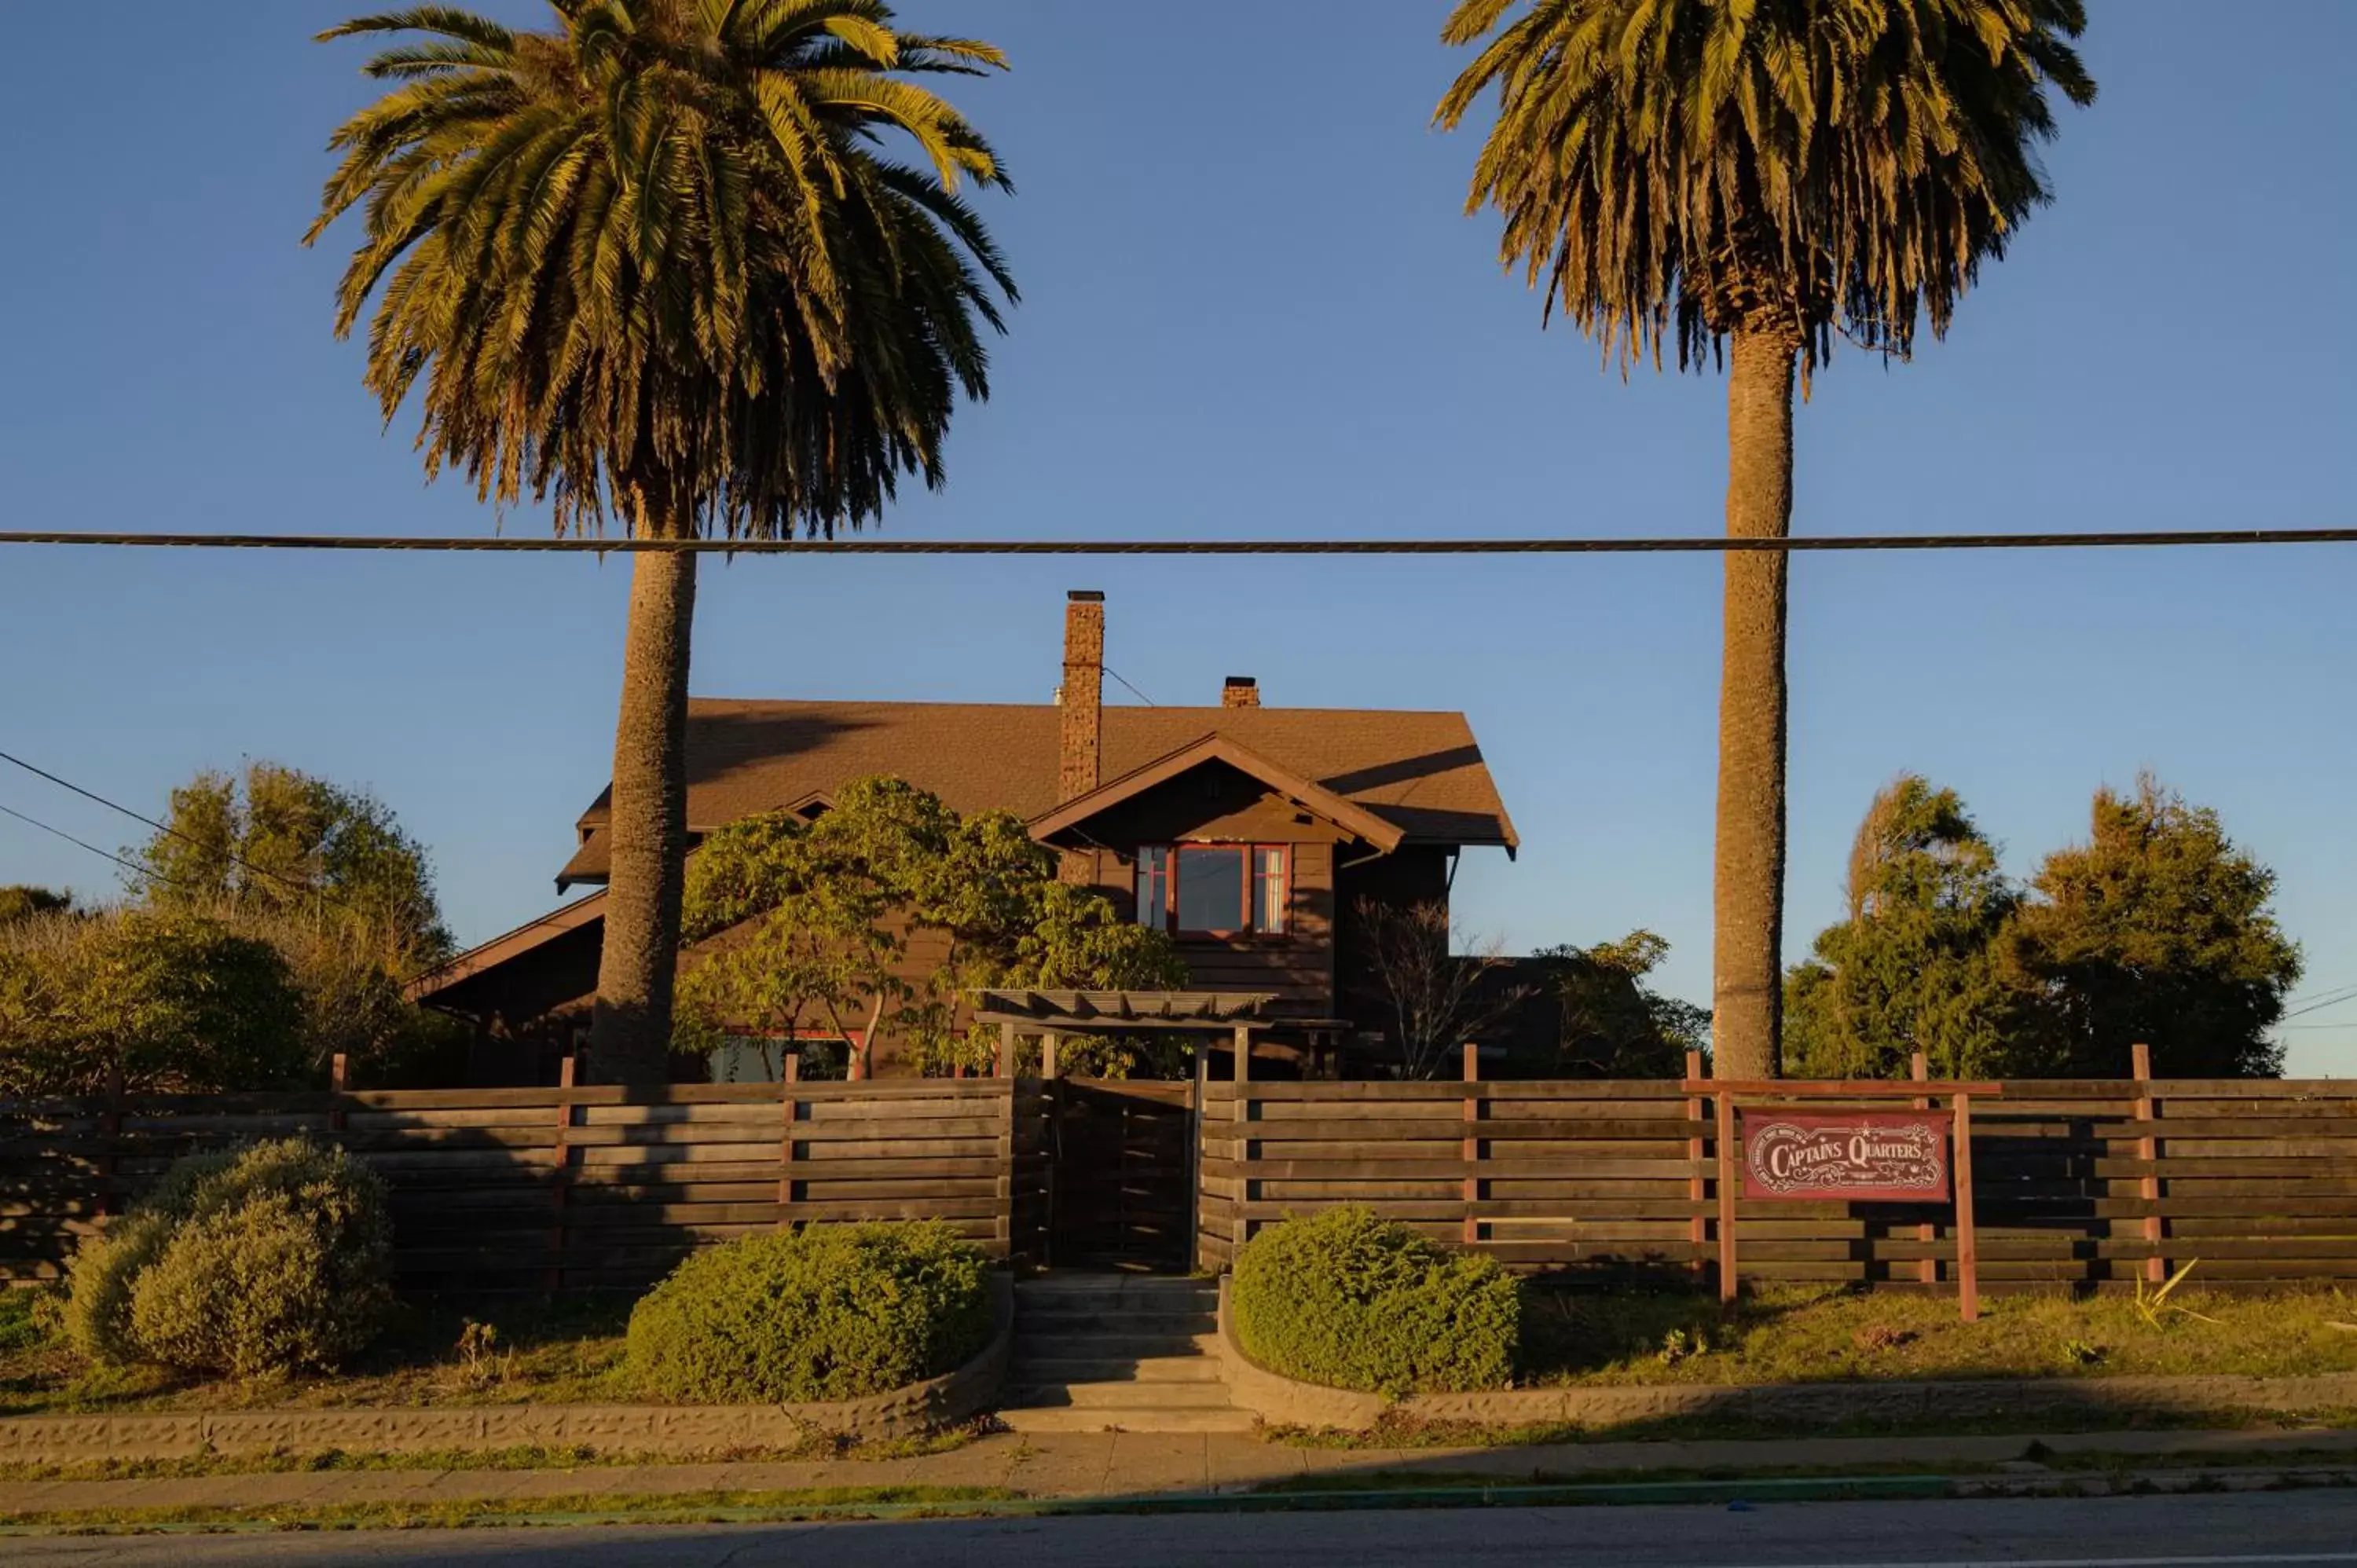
xmin=5 ymin=1425 xmax=2355 ymax=1519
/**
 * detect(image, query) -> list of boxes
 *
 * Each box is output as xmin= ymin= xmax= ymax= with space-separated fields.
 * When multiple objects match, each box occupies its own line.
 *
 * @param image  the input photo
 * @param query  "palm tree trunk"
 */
xmin=1712 ymin=327 xmax=1799 ymax=1080
xmin=588 ymin=543 xmax=698 ymax=1084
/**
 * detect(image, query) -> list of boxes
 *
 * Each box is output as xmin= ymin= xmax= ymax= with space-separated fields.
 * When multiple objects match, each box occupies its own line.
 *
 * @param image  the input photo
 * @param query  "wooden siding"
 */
xmin=0 ymin=1080 xmax=1036 ymax=1289
xmin=1197 ymin=1078 xmax=2357 ymax=1291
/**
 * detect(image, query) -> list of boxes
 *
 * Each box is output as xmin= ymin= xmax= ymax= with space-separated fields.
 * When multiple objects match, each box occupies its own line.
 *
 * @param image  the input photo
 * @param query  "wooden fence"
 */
xmin=11 ymin=1060 xmax=2355 ymax=1295
xmin=1197 ymin=1065 xmax=2357 ymax=1292
xmin=1 ymin=1073 xmax=1036 ymax=1290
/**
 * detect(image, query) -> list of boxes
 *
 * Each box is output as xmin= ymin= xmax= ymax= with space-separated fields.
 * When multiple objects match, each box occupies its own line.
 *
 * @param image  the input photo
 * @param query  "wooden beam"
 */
xmin=1953 ymin=1090 xmax=1980 ymax=1321
xmin=2134 ymin=1042 xmax=2165 ymax=1284
xmin=1684 ymin=1079 xmax=2002 ymax=1097
xmin=1912 ymin=1052 xmax=1936 ymax=1287
xmin=1233 ymin=1023 xmax=1252 ymax=1083
xmin=1684 ymin=1050 xmax=1706 ymax=1283
xmin=1461 ymin=1042 xmax=1481 ymax=1247
xmin=1715 ymin=1089 xmax=1738 ymax=1306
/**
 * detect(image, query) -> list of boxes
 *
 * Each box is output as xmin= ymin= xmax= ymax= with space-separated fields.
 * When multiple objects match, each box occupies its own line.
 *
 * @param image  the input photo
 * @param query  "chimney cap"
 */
xmin=1067 ymin=589 xmax=1105 ymax=603
xmin=1222 ymin=675 xmax=1257 ymax=689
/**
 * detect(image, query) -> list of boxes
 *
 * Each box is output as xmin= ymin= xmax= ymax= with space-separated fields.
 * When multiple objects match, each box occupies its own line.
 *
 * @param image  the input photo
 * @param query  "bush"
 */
xmin=1231 ymin=1207 xmax=1519 ymax=1396
xmin=0 ymin=910 xmax=307 ymax=1096
xmin=625 ymin=1222 xmax=992 ymax=1404
xmin=64 ymin=1138 xmax=393 ymax=1377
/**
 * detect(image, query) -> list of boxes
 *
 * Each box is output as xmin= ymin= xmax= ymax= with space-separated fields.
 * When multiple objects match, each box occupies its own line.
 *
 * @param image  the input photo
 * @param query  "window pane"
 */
xmin=1176 ymin=846 xmax=1246 ymax=932
xmin=1135 ymin=847 xmax=1168 ymax=928
xmin=1252 ymin=847 xmax=1288 ymax=934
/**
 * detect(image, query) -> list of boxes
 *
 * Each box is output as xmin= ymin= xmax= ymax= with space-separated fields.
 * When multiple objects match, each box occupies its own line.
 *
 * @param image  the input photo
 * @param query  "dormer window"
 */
xmin=1135 ymin=844 xmax=1289 ymax=936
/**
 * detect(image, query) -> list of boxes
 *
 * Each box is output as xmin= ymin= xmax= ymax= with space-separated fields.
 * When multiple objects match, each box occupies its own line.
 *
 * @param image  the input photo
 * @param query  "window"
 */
xmin=1135 ymin=844 xmax=1289 ymax=936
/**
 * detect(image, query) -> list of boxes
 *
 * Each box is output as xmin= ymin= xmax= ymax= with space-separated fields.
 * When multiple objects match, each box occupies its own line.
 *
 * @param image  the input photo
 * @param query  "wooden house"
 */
xmin=412 ymin=592 xmax=1517 ymax=1080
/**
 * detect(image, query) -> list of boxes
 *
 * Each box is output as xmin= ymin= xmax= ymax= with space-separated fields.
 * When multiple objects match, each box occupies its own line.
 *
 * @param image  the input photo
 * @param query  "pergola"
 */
xmin=970 ymin=989 xmax=1282 ymax=1079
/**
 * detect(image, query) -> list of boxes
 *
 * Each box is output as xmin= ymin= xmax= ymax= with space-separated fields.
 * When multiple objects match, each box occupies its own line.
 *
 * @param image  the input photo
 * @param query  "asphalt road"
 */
xmin=5 ymin=1493 xmax=2356 ymax=1568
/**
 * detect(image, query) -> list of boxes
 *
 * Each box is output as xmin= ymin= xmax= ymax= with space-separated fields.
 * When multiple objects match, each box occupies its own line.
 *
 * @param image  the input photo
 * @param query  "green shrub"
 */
xmin=64 ymin=1138 xmax=393 ymax=1376
xmin=625 ymin=1222 xmax=992 ymax=1404
xmin=1231 ymin=1207 xmax=1519 ymax=1396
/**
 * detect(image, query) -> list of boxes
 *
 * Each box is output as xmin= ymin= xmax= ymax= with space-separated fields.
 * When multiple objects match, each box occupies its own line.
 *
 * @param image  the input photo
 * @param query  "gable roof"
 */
xmin=557 ymin=699 xmax=1516 ymax=888
xmin=1028 ymin=735 xmax=1407 ymax=853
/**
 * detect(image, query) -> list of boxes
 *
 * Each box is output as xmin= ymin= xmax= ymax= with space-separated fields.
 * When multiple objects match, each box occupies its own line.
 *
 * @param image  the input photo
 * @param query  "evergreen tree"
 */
xmin=1783 ymin=776 xmax=2024 ymax=1079
xmin=2001 ymin=774 xmax=2299 ymax=1078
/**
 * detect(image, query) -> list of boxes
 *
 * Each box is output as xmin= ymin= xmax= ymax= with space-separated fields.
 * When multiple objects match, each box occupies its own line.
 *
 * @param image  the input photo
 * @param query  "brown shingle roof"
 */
xmin=557 ymin=700 xmax=1516 ymax=888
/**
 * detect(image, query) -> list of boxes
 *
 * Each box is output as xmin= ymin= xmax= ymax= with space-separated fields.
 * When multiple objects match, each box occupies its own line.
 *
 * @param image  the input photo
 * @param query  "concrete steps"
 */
xmin=997 ymin=1276 xmax=1253 ymax=1434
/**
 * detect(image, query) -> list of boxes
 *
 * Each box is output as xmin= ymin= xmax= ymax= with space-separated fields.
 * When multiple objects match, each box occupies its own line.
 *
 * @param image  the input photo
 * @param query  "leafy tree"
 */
xmin=674 ymin=778 xmax=1182 ymax=1077
xmin=1531 ymin=930 xmax=1710 ymax=1079
xmin=0 ymin=910 xmax=308 ymax=1095
xmin=1437 ymin=0 xmax=2095 ymax=1078
xmin=0 ymin=888 xmax=73 ymax=926
xmin=1783 ymin=776 xmax=2025 ymax=1079
xmin=2000 ymin=775 xmax=2300 ymax=1078
xmin=134 ymin=762 xmax=450 ymax=965
xmin=129 ymin=764 xmax=463 ymax=1083
xmin=310 ymin=2 xmax=1017 ymax=1083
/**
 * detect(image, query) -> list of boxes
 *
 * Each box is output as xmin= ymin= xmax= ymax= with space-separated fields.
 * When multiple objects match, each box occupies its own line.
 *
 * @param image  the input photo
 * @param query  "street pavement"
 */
xmin=2 ymin=1491 xmax=2355 ymax=1566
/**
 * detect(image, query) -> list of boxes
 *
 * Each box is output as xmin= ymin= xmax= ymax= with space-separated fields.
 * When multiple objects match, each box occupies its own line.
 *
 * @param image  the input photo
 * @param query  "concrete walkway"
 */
xmin=4 ymin=1426 xmax=2355 ymax=1519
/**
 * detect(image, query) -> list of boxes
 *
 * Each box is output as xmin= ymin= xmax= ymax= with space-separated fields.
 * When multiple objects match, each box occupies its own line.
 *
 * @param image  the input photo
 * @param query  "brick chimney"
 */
xmin=1056 ymin=593 xmax=1105 ymax=884
xmin=1221 ymin=676 xmax=1260 ymax=709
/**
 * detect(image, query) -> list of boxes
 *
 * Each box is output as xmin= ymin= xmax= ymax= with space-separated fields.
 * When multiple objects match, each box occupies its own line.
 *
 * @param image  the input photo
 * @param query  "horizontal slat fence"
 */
xmin=0 ymin=1078 xmax=1022 ymax=1290
xmin=1198 ymin=1078 xmax=2357 ymax=1292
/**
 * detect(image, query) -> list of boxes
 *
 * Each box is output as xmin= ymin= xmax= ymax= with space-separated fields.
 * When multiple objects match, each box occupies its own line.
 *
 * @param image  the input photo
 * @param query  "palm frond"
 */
xmin=312 ymin=0 xmax=1014 ymax=540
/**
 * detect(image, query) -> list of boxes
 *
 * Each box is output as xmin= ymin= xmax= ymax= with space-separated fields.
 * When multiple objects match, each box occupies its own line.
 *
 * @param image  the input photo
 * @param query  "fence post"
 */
xmin=999 ymin=1021 xmax=1017 ymax=1083
xmin=1042 ymin=1032 xmax=1059 ymax=1082
xmin=1684 ymin=1050 xmax=1706 ymax=1281
xmin=1233 ymin=1024 xmax=1251 ymax=1083
xmin=1912 ymin=1052 xmax=1937 ymax=1286
xmin=776 ymin=1051 xmax=801 ymax=1233
xmin=99 ymin=1062 xmax=125 ymax=1222
xmin=547 ymin=1053 xmax=575 ymax=1292
xmin=1715 ymin=1088 xmax=1739 ymax=1306
xmin=1461 ymin=1042 xmax=1481 ymax=1247
xmin=2132 ymin=1042 xmax=2165 ymax=1285
xmin=1952 ymin=1090 xmax=1980 ymax=1322
xmin=329 ymin=1053 xmax=350 ymax=1143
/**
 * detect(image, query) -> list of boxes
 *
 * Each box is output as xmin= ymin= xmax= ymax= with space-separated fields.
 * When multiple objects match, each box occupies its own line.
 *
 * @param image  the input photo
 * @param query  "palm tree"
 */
xmin=308 ymin=1 xmax=1016 ymax=1083
xmin=1437 ymin=0 xmax=2092 ymax=1078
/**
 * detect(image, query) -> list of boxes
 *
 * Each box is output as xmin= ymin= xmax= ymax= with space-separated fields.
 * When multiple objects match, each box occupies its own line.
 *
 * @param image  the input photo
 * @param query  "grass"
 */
xmin=0 ymin=1423 xmax=985 ymax=1485
xmin=0 ymin=1485 xmax=1017 ymax=1533
xmin=1515 ymin=1281 xmax=2357 ymax=1387
xmin=0 ymin=1289 xmax=639 ymax=1418
xmin=1267 ymin=1401 xmax=2357 ymax=1449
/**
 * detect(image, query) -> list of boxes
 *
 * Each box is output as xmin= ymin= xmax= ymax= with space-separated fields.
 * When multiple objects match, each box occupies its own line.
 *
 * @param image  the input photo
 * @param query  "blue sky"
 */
xmin=2 ymin=3 xmax=2352 ymax=1072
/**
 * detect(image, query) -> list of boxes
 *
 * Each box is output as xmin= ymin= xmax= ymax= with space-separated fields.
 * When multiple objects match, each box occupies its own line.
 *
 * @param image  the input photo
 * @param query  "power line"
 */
xmin=1103 ymin=666 xmax=1157 ymax=705
xmin=2280 ymin=984 xmax=2357 ymax=1022
xmin=0 ymin=526 xmax=2355 ymax=555
xmin=0 ymin=800 xmax=166 ymax=887
xmin=0 ymin=748 xmax=363 ymax=917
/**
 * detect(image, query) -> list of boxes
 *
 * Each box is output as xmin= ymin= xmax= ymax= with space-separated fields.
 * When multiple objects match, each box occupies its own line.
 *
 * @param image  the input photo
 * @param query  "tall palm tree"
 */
xmin=1437 ymin=0 xmax=2092 ymax=1078
xmin=309 ymin=1 xmax=1016 ymax=1083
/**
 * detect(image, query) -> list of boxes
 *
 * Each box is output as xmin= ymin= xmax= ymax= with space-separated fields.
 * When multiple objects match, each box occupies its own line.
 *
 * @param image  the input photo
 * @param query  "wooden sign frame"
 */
xmin=1683 ymin=1062 xmax=2000 ymax=1322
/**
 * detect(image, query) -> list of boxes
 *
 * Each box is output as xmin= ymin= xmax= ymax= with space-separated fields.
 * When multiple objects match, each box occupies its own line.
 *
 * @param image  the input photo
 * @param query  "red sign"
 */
xmin=1740 ymin=1109 xmax=1952 ymax=1202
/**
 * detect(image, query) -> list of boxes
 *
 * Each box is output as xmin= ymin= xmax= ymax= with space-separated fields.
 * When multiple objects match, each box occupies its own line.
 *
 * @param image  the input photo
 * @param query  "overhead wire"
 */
xmin=0 ymin=526 xmax=2355 ymax=555
xmin=0 ymin=747 xmax=365 ymax=918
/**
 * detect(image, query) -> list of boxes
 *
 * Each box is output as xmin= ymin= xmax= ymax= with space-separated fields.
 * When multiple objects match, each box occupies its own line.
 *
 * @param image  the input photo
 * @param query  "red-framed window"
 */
xmin=1135 ymin=844 xmax=1290 ymax=936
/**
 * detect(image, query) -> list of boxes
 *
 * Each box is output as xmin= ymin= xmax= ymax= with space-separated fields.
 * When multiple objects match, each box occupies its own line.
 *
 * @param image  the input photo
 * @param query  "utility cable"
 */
xmin=2 ymin=526 xmax=2356 ymax=555
xmin=0 ymin=747 xmax=365 ymax=918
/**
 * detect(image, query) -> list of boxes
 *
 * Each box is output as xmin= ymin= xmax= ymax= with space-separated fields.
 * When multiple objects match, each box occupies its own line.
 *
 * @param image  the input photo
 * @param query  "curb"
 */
xmin=4 ymin=1464 xmax=2355 ymax=1535
xmin=0 ymin=1272 xmax=1013 ymax=1462
xmin=1213 ymin=1278 xmax=2357 ymax=1434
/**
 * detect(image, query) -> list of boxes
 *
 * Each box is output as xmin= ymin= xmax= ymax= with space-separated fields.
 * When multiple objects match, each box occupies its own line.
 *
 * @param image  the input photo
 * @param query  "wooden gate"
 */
xmin=1047 ymin=1079 xmax=1194 ymax=1271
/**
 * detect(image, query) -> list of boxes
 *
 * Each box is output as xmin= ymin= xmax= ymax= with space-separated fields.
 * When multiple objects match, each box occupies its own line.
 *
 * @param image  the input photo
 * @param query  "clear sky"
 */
xmin=2 ymin=3 xmax=2352 ymax=1072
